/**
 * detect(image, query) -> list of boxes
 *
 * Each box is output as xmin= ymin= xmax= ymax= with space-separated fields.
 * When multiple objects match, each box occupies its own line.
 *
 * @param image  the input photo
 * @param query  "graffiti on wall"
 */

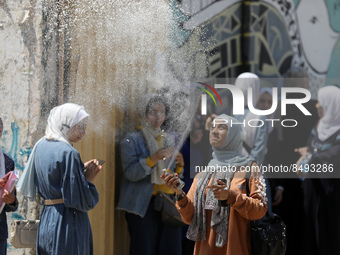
xmin=2 ymin=122 xmax=31 ymax=171
xmin=1 ymin=122 xmax=31 ymax=253
xmin=171 ymin=0 xmax=340 ymax=98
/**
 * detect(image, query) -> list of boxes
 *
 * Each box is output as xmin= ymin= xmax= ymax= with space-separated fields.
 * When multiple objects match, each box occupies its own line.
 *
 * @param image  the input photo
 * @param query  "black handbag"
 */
xmin=245 ymin=173 xmax=287 ymax=255
xmin=154 ymin=191 xmax=186 ymax=227
xmin=250 ymin=213 xmax=287 ymax=255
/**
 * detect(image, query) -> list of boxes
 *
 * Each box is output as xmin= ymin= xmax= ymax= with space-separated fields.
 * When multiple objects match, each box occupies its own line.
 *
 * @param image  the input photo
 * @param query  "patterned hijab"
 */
xmin=17 ymin=103 xmax=89 ymax=199
xmin=186 ymin=114 xmax=252 ymax=247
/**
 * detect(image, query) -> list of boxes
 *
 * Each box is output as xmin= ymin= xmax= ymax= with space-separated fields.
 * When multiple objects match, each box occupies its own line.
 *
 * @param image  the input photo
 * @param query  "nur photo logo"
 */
xmin=198 ymin=81 xmax=312 ymax=128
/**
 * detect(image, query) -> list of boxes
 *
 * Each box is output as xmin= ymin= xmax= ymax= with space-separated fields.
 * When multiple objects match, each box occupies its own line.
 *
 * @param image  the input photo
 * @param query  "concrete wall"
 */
xmin=1 ymin=0 xmax=340 ymax=254
xmin=0 ymin=0 xmax=42 ymax=253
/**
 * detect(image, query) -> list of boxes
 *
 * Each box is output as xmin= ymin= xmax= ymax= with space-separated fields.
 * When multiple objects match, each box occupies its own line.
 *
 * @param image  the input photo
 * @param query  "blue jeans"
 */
xmin=125 ymin=196 xmax=182 ymax=255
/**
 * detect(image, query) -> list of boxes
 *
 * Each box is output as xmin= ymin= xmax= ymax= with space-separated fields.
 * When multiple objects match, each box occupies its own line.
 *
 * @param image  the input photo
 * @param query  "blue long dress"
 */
xmin=34 ymin=139 xmax=99 ymax=255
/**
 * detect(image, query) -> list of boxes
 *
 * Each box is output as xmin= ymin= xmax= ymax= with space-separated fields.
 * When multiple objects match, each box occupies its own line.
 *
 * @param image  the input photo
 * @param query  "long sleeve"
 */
xmin=227 ymin=165 xmax=267 ymax=221
xmin=62 ymin=151 xmax=99 ymax=212
xmin=120 ymin=135 xmax=153 ymax=182
xmin=4 ymin=195 xmax=18 ymax=212
xmin=4 ymin=154 xmax=18 ymax=213
xmin=175 ymin=177 xmax=198 ymax=224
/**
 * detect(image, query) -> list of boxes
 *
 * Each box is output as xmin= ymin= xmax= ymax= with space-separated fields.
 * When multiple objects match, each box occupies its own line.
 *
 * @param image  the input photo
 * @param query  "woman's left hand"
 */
xmin=175 ymin=152 xmax=184 ymax=167
xmin=160 ymin=172 xmax=183 ymax=196
xmin=84 ymin=159 xmax=102 ymax=182
xmin=0 ymin=172 xmax=11 ymax=189
xmin=2 ymin=189 xmax=15 ymax=205
xmin=206 ymin=180 xmax=230 ymax=201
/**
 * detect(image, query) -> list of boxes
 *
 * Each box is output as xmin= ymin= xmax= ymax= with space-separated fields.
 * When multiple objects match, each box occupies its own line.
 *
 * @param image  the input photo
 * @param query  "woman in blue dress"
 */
xmin=17 ymin=103 xmax=102 ymax=255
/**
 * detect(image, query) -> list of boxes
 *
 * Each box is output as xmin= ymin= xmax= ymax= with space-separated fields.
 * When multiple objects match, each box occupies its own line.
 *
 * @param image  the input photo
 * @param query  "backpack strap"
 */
xmin=245 ymin=161 xmax=254 ymax=196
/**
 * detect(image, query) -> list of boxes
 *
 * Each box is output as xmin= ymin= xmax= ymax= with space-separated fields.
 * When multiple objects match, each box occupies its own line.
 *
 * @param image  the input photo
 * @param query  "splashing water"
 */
xmin=52 ymin=0 xmax=211 ymax=163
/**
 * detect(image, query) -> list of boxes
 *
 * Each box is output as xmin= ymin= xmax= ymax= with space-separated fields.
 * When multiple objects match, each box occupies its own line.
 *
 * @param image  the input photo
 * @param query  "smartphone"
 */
xmin=98 ymin=159 xmax=105 ymax=166
xmin=218 ymin=178 xmax=228 ymax=207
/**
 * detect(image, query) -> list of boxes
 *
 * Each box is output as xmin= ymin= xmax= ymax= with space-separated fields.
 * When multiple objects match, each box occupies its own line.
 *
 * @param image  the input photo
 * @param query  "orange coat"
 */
xmin=176 ymin=165 xmax=267 ymax=255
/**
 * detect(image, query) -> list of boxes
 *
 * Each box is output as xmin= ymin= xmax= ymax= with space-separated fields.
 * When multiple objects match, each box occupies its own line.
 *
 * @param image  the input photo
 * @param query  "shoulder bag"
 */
xmin=154 ymin=190 xmax=186 ymax=228
xmin=9 ymin=219 xmax=39 ymax=248
xmin=246 ymin=171 xmax=287 ymax=255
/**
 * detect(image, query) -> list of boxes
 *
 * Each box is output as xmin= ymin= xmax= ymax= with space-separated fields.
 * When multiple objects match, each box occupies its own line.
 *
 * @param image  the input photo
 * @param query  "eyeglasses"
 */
xmin=148 ymin=110 xmax=166 ymax=117
xmin=76 ymin=122 xmax=87 ymax=131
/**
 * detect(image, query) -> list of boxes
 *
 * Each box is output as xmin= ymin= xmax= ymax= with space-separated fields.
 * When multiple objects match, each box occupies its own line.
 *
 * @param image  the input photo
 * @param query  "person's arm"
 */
xmin=120 ymin=134 xmax=174 ymax=182
xmin=62 ymin=151 xmax=99 ymax=212
xmin=227 ymin=163 xmax=267 ymax=220
xmin=3 ymin=156 xmax=18 ymax=212
xmin=120 ymin=135 xmax=154 ymax=182
xmin=3 ymin=188 xmax=18 ymax=212
xmin=161 ymin=172 xmax=199 ymax=225
xmin=175 ymin=152 xmax=184 ymax=174
xmin=175 ymin=177 xmax=197 ymax=225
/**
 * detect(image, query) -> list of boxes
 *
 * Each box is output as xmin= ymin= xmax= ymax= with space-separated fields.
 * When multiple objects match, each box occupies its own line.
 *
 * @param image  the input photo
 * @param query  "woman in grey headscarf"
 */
xmin=162 ymin=114 xmax=267 ymax=255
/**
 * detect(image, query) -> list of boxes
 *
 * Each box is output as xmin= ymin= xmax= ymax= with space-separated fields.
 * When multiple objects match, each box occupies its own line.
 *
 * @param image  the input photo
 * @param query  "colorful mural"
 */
xmin=171 ymin=0 xmax=340 ymax=98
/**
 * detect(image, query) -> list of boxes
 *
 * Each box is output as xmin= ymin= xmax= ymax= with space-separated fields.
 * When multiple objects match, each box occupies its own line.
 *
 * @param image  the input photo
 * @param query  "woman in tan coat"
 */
xmin=161 ymin=114 xmax=267 ymax=255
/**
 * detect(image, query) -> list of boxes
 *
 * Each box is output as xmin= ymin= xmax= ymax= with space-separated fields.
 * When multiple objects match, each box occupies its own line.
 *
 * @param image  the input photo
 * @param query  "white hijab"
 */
xmin=235 ymin=72 xmax=260 ymax=108
xmin=317 ymin=86 xmax=340 ymax=141
xmin=235 ymin=72 xmax=261 ymax=153
xmin=259 ymin=87 xmax=275 ymax=135
xmin=17 ymin=103 xmax=89 ymax=199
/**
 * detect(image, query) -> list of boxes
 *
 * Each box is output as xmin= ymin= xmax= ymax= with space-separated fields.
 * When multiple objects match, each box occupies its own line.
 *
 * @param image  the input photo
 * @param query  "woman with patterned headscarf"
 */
xmin=162 ymin=114 xmax=267 ymax=255
xmin=17 ymin=103 xmax=101 ymax=255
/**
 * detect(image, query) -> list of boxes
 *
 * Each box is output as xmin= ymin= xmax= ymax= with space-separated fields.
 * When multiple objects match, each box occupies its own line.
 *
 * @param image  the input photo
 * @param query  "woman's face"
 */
xmin=257 ymin=92 xmax=272 ymax=111
xmin=67 ymin=119 xmax=88 ymax=143
xmin=315 ymin=101 xmax=324 ymax=118
xmin=146 ymin=101 xmax=166 ymax=129
xmin=209 ymin=120 xmax=228 ymax=148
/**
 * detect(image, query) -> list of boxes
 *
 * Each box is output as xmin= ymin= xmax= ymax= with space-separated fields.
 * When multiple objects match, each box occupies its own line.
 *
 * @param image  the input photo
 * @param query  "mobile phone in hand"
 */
xmin=98 ymin=159 xmax=105 ymax=166
xmin=218 ymin=178 xmax=228 ymax=207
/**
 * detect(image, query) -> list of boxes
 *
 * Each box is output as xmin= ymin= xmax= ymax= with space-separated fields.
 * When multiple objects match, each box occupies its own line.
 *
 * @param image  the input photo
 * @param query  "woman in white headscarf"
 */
xmin=233 ymin=72 xmax=268 ymax=164
xmin=162 ymin=114 xmax=267 ymax=255
xmin=234 ymin=73 xmax=273 ymax=215
xmin=117 ymin=94 xmax=185 ymax=255
xmin=17 ymin=103 xmax=101 ymax=255
xmin=295 ymin=85 xmax=340 ymax=255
